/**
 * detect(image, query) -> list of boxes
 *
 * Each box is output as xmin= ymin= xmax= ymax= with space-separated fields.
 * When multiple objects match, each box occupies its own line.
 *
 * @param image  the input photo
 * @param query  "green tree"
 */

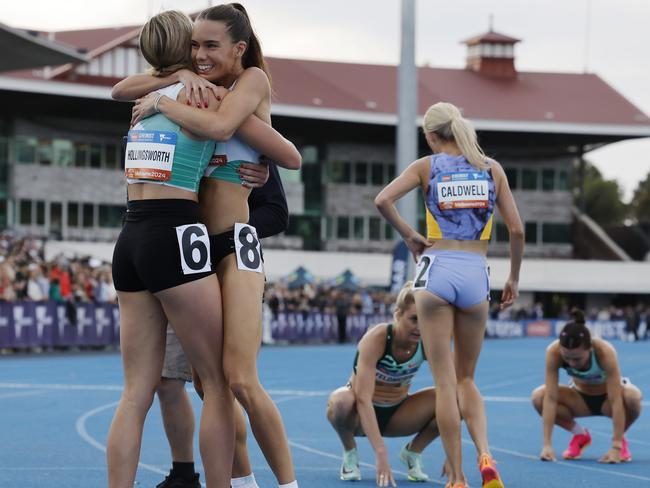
xmin=580 ymin=163 xmax=628 ymax=226
xmin=631 ymin=172 xmax=650 ymax=224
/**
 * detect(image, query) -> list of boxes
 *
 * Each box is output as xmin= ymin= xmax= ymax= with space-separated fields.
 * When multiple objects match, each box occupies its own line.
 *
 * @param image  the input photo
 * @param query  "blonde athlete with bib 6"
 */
xmin=532 ymin=309 xmax=642 ymax=464
xmin=118 ymin=4 xmax=301 ymax=488
xmin=327 ymin=281 xmax=439 ymax=486
xmin=375 ymin=102 xmax=524 ymax=488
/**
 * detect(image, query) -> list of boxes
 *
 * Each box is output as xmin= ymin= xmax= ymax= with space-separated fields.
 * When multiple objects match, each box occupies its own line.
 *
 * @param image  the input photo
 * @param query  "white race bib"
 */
xmin=413 ymin=255 xmax=435 ymax=290
xmin=175 ymin=223 xmax=211 ymax=275
xmin=125 ymin=130 xmax=176 ymax=181
xmin=436 ymin=172 xmax=489 ymax=210
xmin=234 ymin=223 xmax=263 ymax=273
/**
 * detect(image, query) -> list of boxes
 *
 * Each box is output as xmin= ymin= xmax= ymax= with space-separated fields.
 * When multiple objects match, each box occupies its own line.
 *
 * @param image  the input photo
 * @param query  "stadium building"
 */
xmin=1 ymin=22 xmax=650 ymax=270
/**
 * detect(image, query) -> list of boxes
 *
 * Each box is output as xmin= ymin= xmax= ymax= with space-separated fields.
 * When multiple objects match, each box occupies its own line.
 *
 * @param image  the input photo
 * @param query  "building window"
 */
xmin=278 ymin=166 xmax=302 ymax=183
xmin=35 ymin=200 xmax=45 ymax=225
xmin=337 ymin=216 xmax=350 ymax=239
xmin=558 ymin=170 xmax=569 ymax=191
xmin=542 ymin=223 xmax=570 ymax=243
xmin=371 ymin=163 xmax=384 ymax=185
xmin=329 ymin=161 xmax=351 ymax=183
xmin=99 ymin=204 xmax=125 ymax=228
xmin=37 ymin=140 xmax=53 ymax=166
xmin=82 ymin=203 xmax=94 ymax=228
xmin=542 ymin=169 xmax=555 ymax=191
xmin=90 ymin=143 xmax=102 ymax=168
xmin=19 ymin=200 xmax=32 ymax=225
xmin=105 ymin=144 xmax=119 ymax=169
xmin=67 ymin=202 xmax=79 ymax=227
xmin=385 ymin=222 xmax=394 ymax=240
xmin=504 ymin=167 xmax=518 ymax=190
xmin=326 ymin=216 xmax=333 ymax=238
xmin=16 ymin=138 xmax=37 ymax=164
xmin=525 ymin=221 xmax=538 ymax=244
xmin=300 ymin=145 xmax=318 ymax=165
xmin=386 ymin=164 xmax=396 ymax=182
xmin=75 ymin=143 xmax=89 ymax=167
xmin=369 ymin=217 xmax=381 ymax=241
xmin=354 ymin=162 xmax=368 ymax=185
xmin=353 ymin=217 xmax=364 ymax=239
xmin=522 ymin=169 xmax=538 ymax=190
xmin=53 ymin=139 xmax=74 ymax=167
xmin=495 ymin=222 xmax=509 ymax=242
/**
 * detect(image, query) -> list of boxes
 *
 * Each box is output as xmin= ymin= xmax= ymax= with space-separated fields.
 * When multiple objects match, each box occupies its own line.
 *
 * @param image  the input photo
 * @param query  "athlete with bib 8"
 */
xmin=113 ymin=4 xmax=302 ymax=488
xmin=375 ymin=102 xmax=524 ymax=488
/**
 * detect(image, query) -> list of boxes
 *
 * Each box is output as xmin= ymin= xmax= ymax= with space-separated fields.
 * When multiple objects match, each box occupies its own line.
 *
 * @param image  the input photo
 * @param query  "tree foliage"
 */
xmin=631 ymin=172 xmax=650 ymax=224
xmin=580 ymin=163 xmax=627 ymax=226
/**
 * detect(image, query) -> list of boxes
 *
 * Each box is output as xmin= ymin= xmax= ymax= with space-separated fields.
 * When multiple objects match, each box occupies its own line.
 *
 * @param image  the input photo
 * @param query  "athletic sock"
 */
xmin=231 ymin=473 xmax=259 ymax=488
xmin=570 ymin=423 xmax=587 ymax=435
xmin=278 ymin=481 xmax=299 ymax=488
xmin=171 ymin=461 xmax=196 ymax=480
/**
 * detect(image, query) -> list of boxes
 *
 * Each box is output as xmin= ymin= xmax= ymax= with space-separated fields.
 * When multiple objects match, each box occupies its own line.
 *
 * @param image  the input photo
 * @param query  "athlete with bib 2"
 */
xmin=531 ymin=309 xmax=642 ymax=464
xmin=116 ymin=5 xmax=302 ymax=488
xmin=375 ymin=102 xmax=524 ymax=488
xmin=327 ymin=281 xmax=439 ymax=486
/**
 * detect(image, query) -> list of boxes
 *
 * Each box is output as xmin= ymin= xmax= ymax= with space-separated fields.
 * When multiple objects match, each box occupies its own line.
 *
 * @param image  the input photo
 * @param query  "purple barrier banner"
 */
xmin=271 ymin=312 xmax=340 ymax=342
xmin=488 ymin=319 xmax=629 ymax=340
xmin=0 ymin=301 xmax=120 ymax=349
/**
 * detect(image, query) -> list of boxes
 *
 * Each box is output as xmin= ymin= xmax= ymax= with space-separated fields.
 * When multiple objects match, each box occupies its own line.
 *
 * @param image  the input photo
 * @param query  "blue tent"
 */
xmin=286 ymin=266 xmax=315 ymax=289
xmin=332 ymin=269 xmax=360 ymax=292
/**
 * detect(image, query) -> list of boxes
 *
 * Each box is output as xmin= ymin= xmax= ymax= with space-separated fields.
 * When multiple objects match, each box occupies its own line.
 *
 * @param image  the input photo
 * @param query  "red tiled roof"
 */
xmin=463 ymin=30 xmax=521 ymax=45
xmin=47 ymin=26 xmax=140 ymax=53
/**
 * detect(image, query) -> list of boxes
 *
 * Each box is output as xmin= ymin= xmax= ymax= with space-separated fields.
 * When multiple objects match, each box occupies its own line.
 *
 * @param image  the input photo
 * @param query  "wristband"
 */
xmin=153 ymin=93 xmax=164 ymax=113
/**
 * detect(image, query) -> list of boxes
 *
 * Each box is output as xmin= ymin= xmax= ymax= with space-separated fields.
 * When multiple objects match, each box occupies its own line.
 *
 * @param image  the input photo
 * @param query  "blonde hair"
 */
xmin=394 ymin=281 xmax=415 ymax=314
xmin=423 ymin=102 xmax=488 ymax=170
xmin=139 ymin=10 xmax=193 ymax=77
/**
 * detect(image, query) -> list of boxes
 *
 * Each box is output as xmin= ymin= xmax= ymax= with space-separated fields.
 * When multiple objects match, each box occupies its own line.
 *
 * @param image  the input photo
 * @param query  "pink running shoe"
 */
xmin=562 ymin=429 xmax=592 ymax=460
xmin=479 ymin=454 xmax=504 ymax=488
xmin=620 ymin=437 xmax=632 ymax=462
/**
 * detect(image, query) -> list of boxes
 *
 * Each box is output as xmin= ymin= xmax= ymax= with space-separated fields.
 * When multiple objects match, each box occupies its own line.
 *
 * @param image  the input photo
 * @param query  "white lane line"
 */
xmin=0 ymin=390 xmax=45 ymax=400
xmin=288 ymin=440 xmax=447 ymax=486
xmin=0 ymin=382 xmax=123 ymax=391
xmin=471 ymin=440 xmax=650 ymax=482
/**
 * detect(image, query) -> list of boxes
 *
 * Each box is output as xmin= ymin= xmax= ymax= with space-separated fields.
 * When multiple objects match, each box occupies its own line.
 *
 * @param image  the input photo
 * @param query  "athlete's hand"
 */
xmin=375 ymin=454 xmax=396 ymax=487
xmin=131 ymin=92 xmax=160 ymax=127
xmin=177 ymin=69 xmax=222 ymax=108
xmin=238 ymin=158 xmax=270 ymax=189
xmin=404 ymin=232 xmax=432 ymax=262
xmin=598 ymin=447 xmax=622 ymax=464
xmin=500 ymin=277 xmax=519 ymax=310
xmin=539 ymin=445 xmax=557 ymax=461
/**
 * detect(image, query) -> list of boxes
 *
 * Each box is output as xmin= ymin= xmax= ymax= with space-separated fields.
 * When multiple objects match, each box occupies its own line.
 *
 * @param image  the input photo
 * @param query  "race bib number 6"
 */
xmin=175 ymin=223 xmax=211 ymax=275
xmin=234 ymin=223 xmax=263 ymax=273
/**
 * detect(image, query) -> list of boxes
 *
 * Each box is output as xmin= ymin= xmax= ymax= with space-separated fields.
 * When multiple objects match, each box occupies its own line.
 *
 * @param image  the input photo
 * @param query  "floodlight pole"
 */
xmin=396 ymin=0 xmax=418 ymax=277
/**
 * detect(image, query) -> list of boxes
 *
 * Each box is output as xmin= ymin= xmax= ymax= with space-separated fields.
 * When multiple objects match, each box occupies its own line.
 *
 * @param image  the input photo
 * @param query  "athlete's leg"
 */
xmin=232 ymin=401 xmax=254 ymax=478
xmin=107 ymin=290 xmax=168 ymax=488
xmin=157 ymin=378 xmax=195 ymax=463
xmin=156 ymin=275 xmax=233 ymax=488
xmin=601 ymin=383 xmax=643 ymax=429
xmin=415 ymin=291 xmax=463 ymax=484
xmin=382 ymin=388 xmax=438 ymax=451
xmin=531 ymin=385 xmax=594 ymax=429
xmin=326 ymin=386 xmax=361 ymax=451
xmin=218 ymin=256 xmax=295 ymax=485
xmin=453 ymin=300 xmax=490 ymax=457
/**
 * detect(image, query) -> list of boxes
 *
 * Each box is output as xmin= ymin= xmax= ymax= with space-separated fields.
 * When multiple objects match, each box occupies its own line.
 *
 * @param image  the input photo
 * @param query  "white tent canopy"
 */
xmin=44 ymin=240 xmax=650 ymax=293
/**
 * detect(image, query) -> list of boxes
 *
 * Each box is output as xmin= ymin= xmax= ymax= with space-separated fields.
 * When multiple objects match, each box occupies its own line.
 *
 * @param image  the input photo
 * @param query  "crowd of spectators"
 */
xmin=0 ymin=231 xmax=116 ymax=304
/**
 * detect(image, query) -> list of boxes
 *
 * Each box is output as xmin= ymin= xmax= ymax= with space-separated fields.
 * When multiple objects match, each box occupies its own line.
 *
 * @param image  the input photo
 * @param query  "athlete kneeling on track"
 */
xmin=327 ymin=281 xmax=439 ymax=486
xmin=531 ymin=309 xmax=643 ymax=463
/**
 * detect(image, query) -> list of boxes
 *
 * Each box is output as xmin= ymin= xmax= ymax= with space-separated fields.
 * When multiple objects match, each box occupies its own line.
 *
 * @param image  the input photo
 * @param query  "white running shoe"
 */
xmin=340 ymin=448 xmax=362 ymax=481
xmin=399 ymin=444 xmax=429 ymax=482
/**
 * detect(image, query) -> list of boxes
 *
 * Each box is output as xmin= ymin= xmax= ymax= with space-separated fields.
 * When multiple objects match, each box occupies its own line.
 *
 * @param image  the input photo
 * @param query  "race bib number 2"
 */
xmin=175 ymin=223 xmax=211 ymax=275
xmin=413 ymin=255 xmax=435 ymax=290
xmin=125 ymin=130 xmax=176 ymax=181
xmin=234 ymin=223 xmax=263 ymax=273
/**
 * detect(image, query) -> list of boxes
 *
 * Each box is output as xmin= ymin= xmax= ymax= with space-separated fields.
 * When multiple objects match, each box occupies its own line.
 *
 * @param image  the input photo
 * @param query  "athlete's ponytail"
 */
xmin=139 ymin=10 xmax=193 ymax=77
xmin=559 ymin=308 xmax=591 ymax=349
xmin=423 ymin=102 xmax=488 ymax=170
xmin=197 ymin=3 xmax=271 ymax=83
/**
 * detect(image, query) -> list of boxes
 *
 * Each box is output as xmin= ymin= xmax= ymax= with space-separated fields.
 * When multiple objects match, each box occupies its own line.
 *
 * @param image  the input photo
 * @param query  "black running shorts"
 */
xmin=112 ymin=199 xmax=214 ymax=293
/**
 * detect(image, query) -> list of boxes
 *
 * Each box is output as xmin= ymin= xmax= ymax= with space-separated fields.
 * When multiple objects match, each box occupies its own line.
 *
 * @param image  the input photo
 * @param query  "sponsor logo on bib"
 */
xmin=125 ymin=130 xmax=177 ymax=181
xmin=436 ymin=171 xmax=489 ymax=210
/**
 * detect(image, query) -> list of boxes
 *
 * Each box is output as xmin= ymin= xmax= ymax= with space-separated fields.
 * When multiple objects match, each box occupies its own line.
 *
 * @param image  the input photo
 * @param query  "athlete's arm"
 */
xmin=354 ymin=327 xmax=396 ymax=487
xmin=112 ymin=69 xmax=219 ymax=106
xmin=598 ymin=341 xmax=625 ymax=463
xmin=375 ymin=158 xmax=431 ymax=262
xmin=491 ymin=159 xmax=524 ymax=309
xmin=540 ymin=343 xmax=561 ymax=461
xmin=235 ymin=118 xmax=301 ymax=170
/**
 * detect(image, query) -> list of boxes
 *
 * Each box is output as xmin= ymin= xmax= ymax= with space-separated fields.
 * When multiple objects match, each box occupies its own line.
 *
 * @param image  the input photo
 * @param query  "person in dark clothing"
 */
xmin=155 ymin=161 xmax=289 ymax=488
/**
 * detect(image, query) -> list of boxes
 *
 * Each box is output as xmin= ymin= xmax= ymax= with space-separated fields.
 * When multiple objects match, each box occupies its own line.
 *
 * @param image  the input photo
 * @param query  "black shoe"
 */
xmin=156 ymin=471 xmax=201 ymax=488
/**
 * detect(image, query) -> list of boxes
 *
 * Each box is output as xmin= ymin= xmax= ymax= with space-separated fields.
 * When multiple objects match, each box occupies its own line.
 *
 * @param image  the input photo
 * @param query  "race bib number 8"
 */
xmin=125 ymin=130 xmax=176 ymax=181
xmin=436 ymin=172 xmax=489 ymax=210
xmin=234 ymin=223 xmax=263 ymax=273
xmin=175 ymin=223 xmax=211 ymax=275
xmin=413 ymin=255 xmax=435 ymax=290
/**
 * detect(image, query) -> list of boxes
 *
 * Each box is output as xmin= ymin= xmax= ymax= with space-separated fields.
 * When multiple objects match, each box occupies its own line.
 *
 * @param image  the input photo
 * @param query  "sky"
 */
xmin=2 ymin=0 xmax=650 ymax=201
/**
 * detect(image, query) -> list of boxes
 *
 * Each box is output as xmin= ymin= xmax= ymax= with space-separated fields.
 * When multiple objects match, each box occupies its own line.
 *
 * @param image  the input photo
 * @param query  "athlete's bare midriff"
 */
xmin=127 ymin=183 xmax=198 ymax=202
xmin=199 ymin=178 xmax=251 ymax=235
xmin=428 ymin=238 xmax=489 ymax=255
xmin=348 ymin=374 xmax=410 ymax=406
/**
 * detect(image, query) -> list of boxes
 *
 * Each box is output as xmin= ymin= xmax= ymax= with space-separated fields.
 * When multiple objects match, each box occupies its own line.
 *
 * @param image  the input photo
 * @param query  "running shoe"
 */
xmin=399 ymin=444 xmax=429 ymax=482
xmin=444 ymin=483 xmax=468 ymax=488
xmin=340 ymin=448 xmax=362 ymax=481
xmin=562 ymin=429 xmax=592 ymax=460
xmin=156 ymin=472 xmax=201 ymax=488
xmin=479 ymin=454 xmax=504 ymax=488
xmin=620 ymin=436 xmax=632 ymax=462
